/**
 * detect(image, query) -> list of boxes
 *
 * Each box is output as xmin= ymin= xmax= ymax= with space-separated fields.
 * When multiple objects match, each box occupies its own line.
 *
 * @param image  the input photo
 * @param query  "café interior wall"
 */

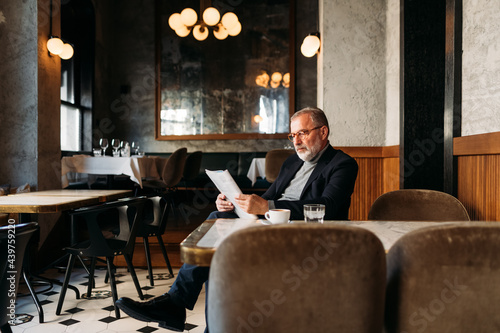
xmin=0 ymin=0 xmax=61 ymax=191
xmin=0 ymin=0 xmax=62 ymax=250
xmin=93 ymin=0 xmax=315 ymax=153
xmin=462 ymin=0 xmax=500 ymax=137
xmin=319 ymin=0 xmax=388 ymax=147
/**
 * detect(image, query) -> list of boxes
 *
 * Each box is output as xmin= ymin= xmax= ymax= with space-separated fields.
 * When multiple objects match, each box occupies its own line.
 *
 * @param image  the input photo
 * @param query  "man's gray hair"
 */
xmin=291 ymin=107 xmax=330 ymax=132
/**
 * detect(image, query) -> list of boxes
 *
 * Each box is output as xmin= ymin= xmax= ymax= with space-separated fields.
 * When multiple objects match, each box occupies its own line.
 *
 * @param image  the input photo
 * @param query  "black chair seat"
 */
xmin=56 ymin=197 xmax=148 ymax=319
xmin=134 ymin=195 xmax=174 ymax=286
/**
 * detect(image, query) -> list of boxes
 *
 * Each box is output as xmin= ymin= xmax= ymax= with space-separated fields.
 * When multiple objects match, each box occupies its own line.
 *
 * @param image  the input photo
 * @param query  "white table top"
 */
xmin=181 ymin=219 xmax=455 ymax=266
xmin=246 ymin=158 xmax=266 ymax=186
xmin=61 ymin=155 xmax=160 ymax=188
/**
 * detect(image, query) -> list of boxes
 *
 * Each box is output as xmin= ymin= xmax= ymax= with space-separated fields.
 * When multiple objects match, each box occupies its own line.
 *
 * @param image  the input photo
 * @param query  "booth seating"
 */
xmin=149 ymin=151 xmax=270 ymax=190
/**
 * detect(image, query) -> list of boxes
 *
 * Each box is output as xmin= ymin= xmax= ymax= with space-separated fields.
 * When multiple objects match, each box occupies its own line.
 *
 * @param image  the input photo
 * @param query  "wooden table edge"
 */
xmin=180 ymin=219 xmax=216 ymax=267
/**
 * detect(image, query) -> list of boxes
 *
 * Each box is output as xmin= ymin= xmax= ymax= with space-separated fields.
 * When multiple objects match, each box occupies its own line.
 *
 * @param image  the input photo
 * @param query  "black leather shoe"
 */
xmin=116 ymin=294 xmax=186 ymax=331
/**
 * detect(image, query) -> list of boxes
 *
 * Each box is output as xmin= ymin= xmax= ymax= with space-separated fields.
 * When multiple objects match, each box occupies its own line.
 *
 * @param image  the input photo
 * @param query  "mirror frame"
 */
xmin=154 ymin=0 xmax=295 ymax=141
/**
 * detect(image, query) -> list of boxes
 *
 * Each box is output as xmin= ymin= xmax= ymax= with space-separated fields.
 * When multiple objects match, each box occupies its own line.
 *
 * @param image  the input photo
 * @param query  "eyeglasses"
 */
xmin=288 ymin=126 xmax=323 ymax=142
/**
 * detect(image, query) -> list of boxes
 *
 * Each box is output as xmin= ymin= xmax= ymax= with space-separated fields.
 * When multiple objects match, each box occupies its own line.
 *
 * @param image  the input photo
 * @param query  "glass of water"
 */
xmin=303 ymin=204 xmax=325 ymax=223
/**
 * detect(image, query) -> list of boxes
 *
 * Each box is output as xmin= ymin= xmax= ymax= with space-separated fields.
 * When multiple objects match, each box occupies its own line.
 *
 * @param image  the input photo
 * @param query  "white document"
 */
xmin=205 ymin=169 xmax=258 ymax=220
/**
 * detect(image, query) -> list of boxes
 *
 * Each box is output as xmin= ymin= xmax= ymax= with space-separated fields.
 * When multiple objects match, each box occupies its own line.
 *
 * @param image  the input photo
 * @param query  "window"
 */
xmin=60 ymin=0 xmax=95 ymax=152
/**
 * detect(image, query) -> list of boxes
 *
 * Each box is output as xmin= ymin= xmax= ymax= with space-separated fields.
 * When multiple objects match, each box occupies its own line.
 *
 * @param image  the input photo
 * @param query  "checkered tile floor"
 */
xmin=10 ymin=267 xmax=206 ymax=333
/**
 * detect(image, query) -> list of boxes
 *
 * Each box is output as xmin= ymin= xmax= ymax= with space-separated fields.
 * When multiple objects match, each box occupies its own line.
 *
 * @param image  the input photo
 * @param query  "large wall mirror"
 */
xmin=155 ymin=0 xmax=294 ymax=140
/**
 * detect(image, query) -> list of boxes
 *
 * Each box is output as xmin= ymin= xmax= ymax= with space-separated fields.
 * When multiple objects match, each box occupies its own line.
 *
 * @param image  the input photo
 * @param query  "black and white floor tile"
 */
xmin=11 ymin=267 xmax=206 ymax=333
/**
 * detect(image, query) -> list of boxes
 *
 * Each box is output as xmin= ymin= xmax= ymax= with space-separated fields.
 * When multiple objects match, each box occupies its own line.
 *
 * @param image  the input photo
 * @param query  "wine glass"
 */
xmin=99 ymin=138 xmax=109 ymax=156
xmin=111 ymin=139 xmax=121 ymax=157
xmin=131 ymin=141 xmax=140 ymax=155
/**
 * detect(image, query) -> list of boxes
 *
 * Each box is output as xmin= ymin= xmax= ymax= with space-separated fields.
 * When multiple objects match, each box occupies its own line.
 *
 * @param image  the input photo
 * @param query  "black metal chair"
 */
xmin=56 ymin=197 xmax=148 ymax=318
xmin=0 ymin=222 xmax=39 ymax=333
xmin=137 ymin=195 xmax=174 ymax=286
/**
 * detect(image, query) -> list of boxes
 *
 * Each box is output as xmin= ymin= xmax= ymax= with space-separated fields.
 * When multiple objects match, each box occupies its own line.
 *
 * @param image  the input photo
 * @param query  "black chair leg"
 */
xmin=56 ymin=254 xmax=76 ymax=315
xmin=87 ymin=257 xmax=96 ymax=297
xmin=22 ymin=269 xmax=44 ymax=323
xmin=124 ymin=254 xmax=144 ymax=300
xmin=143 ymin=237 xmax=154 ymax=286
xmin=0 ymin=323 xmax=13 ymax=333
xmin=106 ymin=257 xmax=120 ymax=319
xmin=157 ymin=235 xmax=174 ymax=277
xmin=77 ymin=255 xmax=92 ymax=277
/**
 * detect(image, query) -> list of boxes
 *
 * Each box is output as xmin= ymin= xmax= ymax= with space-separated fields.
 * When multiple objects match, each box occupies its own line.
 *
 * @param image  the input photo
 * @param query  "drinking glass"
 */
xmin=131 ymin=141 xmax=140 ymax=155
xmin=303 ymin=204 xmax=325 ymax=223
xmin=99 ymin=138 xmax=109 ymax=156
xmin=111 ymin=139 xmax=121 ymax=157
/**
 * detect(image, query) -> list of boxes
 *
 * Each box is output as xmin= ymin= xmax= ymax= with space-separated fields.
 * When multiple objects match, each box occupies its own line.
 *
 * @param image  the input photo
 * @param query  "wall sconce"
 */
xmin=256 ymin=71 xmax=290 ymax=89
xmin=168 ymin=0 xmax=241 ymax=41
xmin=301 ymin=32 xmax=321 ymax=57
xmin=47 ymin=0 xmax=74 ymax=60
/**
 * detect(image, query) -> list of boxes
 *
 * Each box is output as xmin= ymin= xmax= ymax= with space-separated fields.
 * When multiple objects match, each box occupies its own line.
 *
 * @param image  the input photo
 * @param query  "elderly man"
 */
xmin=116 ymin=107 xmax=358 ymax=331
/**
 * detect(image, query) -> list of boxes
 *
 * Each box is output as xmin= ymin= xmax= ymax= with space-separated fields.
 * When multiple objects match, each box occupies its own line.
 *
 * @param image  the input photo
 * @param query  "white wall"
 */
xmin=319 ymin=0 xmax=390 ymax=146
xmin=385 ymin=0 xmax=400 ymax=146
xmin=462 ymin=0 xmax=500 ymax=136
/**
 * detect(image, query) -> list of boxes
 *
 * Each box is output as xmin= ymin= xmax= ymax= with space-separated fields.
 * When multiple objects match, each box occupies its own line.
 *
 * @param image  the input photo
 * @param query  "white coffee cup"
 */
xmin=264 ymin=209 xmax=290 ymax=224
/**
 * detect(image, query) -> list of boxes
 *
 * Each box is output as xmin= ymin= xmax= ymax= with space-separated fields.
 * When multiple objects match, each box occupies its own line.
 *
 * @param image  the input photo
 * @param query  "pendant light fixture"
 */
xmin=300 ymin=3 xmax=321 ymax=58
xmin=301 ymin=32 xmax=321 ymax=57
xmin=168 ymin=0 xmax=241 ymax=41
xmin=46 ymin=0 xmax=74 ymax=60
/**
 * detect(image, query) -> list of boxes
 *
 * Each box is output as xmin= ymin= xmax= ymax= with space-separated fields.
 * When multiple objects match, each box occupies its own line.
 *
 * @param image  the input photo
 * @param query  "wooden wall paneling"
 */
xmin=457 ymin=154 xmax=500 ymax=221
xmin=383 ymin=157 xmax=400 ymax=193
xmin=455 ymin=132 xmax=500 ymax=222
xmin=347 ymin=146 xmax=400 ymax=221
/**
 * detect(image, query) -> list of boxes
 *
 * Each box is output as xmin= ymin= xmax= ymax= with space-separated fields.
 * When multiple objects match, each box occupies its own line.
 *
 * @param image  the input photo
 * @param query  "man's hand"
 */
xmin=233 ymin=194 xmax=268 ymax=215
xmin=216 ymin=194 xmax=235 ymax=212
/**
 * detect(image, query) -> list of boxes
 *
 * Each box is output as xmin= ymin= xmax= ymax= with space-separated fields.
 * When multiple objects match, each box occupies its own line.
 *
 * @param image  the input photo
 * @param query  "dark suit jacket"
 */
xmin=261 ymin=145 xmax=358 ymax=220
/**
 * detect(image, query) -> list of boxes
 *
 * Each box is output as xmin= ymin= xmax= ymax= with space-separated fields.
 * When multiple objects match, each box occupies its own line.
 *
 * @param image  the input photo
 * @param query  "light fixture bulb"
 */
xmin=47 ymin=37 xmax=64 ymax=55
xmin=227 ymin=20 xmax=241 ymax=36
xmin=175 ymin=25 xmax=191 ymax=37
xmin=255 ymin=72 xmax=270 ymax=88
xmin=221 ymin=12 xmax=238 ymax=30
xmin=168 ymin=13 xmax=183 ymax=30
xmin=254 ymin=115 xmax=263 ymax=123
xmin=59 ymin=43 xmax=74 ymax=60
xmin=203 ymin=7 xmax=220 ymax=26
xmin=213 ymin=24 xmax=229 ymax=40
xmin=301 ymin=34 xmax=321 ymax=57
xmin=193 ymin=25 xmax=209 ymax=41
xmin=271 ymin=72 xmax=282 ymax=83
xmin=180 ymin=8 xmax=197 ymax=27
xmin=282 ymin=73 xmax=290 ymax=87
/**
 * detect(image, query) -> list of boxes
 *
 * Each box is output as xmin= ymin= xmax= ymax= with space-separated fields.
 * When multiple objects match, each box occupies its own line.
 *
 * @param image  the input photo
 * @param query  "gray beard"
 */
xmin=296 ymin=144 xmax=321 ymax=162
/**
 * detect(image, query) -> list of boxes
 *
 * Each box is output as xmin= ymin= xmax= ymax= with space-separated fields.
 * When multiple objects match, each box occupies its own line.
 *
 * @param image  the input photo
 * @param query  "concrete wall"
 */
xmin=0 ymin=0 xmax=61 ymax=190
xmin=319 ymin=0 xmax=389 ymax=147
xmin=0 ymin=0 xmax=62 ymax=249
xmin=385 ymin=0 xmax=400 ymax=146
xmin=462 ymin=0 xmax=500 ymax=136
